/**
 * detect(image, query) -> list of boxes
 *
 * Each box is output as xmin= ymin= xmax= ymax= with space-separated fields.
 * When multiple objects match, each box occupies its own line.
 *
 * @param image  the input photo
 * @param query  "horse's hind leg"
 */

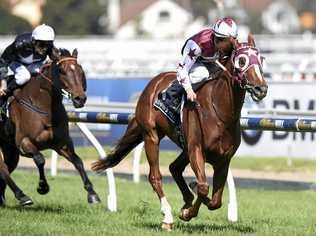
xmin=169 ymin=152 xmax=194 ymax=210
xmin=0 ymin=177 xmax=6 ymax=206
xmin=20 ymin=137 xmax=50 ymax=195
xmin=144 ymin=131 xmax=174 ymax=231
xmin=55 ymin=139 xmax=101 ymax=204
xmin=0 ymin=147 xmax=33 ymax=206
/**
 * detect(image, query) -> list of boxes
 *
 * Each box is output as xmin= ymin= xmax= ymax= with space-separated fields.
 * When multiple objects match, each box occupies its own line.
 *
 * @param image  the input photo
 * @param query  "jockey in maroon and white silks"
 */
xmin=177 ymin=17 xmax=238 ymax=102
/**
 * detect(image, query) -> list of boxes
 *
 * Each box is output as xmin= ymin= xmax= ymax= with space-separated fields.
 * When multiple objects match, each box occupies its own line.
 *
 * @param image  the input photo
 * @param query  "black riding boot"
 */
xmin=6 ymin=78 xmax=19 ymax=95
xmin=160 ymin=80 xmax=184 ymax=113
xmin=0 ymin=79 xmax=19 ymax=120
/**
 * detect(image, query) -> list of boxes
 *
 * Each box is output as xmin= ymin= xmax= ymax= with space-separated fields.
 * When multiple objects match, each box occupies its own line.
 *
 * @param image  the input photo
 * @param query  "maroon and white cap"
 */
xmin=213 ymin=17 xmax=238 ymax=38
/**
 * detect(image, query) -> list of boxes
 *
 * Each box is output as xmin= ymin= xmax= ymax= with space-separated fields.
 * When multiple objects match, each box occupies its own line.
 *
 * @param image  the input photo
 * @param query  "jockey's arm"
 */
xmin=2 ymin=34 xmax=34 ymax=64
xmin=176 ymin=39 xmax=201 ymax=101
xmin=0 ymin=58 xmax=8 ymax=78
xmin=1 ymin=42 xmax=18 ymax=63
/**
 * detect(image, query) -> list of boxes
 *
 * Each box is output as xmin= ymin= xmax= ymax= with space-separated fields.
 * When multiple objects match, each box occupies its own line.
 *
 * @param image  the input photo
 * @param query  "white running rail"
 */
xmin=132 ymin=142 xmax=238 ymax=222
xmin=50 ymin=122 xmax=117 ymax=212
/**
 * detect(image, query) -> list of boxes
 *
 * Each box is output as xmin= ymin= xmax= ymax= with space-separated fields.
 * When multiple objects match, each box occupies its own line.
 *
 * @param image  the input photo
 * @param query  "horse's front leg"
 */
xmin=179 ymin=144 xmax=208 ymax=221
xmin=169 ymin=152 xmax=194 ymax=211
xmin=20 ymin=137 xmax=50 ymax=195
xmin=144 ymin=132 xmax=174 ymax=231
xmin=179 ymin=109 xmax=208 ymax=222
xmin=206 ymin=160 xmax=230 ymax=210
xmin=55 ymin=139 xmax=101 ymax=204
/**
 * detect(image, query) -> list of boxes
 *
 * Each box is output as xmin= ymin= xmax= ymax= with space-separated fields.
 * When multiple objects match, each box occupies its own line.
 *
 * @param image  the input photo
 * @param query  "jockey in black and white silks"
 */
xmin=0 ymin=24 xmax=57 ymax=111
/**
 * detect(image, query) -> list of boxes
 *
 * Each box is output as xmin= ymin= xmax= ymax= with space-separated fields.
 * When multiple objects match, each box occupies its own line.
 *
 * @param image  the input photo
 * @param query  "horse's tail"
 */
xmin=91 ymin=117 xmax=143 ymax=172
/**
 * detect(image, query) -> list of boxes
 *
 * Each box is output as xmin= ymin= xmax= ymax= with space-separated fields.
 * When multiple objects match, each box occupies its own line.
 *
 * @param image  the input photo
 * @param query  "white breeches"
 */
xmin=9 ymin=61 xmax=44 ymax=85
xmin=189 ymin=62 xmax=210 ymax=84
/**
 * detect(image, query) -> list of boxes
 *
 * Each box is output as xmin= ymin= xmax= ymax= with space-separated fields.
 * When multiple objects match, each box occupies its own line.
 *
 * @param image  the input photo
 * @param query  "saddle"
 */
xmin=153 ymin=79 xmax=208 ymax=148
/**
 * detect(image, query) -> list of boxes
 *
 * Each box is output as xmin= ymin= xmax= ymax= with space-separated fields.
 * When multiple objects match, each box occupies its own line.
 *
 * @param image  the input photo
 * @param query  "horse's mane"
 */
xmin=58 ymin=48 xmax=71 ymax=57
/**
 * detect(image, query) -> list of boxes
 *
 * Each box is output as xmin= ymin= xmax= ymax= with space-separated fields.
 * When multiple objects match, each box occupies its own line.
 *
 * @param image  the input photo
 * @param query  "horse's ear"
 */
xmin=229 ymin=37 xmax=238 ymax=49
xmin=72 ymin=48 xmax=78 ymax=58
xmin=51 ymin=47 xmax=61 ymax=61
xmin=248 ymin=33 xmax=256 ymax=47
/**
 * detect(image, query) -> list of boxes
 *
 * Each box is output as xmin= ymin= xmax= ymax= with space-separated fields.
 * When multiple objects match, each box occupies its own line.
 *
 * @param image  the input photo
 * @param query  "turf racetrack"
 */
xmin=1 ymin=171 xmax=315 ymax=236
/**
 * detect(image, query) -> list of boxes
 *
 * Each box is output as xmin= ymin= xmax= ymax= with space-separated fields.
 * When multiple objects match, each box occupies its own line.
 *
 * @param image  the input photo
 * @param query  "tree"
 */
xmin=0 ymin=6 xmax=32 ymax=34
xmin=42 ymin=0 xmax=107 ymax=35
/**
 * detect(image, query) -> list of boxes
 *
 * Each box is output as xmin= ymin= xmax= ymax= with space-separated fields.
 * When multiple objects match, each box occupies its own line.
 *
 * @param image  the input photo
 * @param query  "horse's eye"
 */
xmin=234 ymin=54 xmax=249 ymax=71
xmin=59 ymin=68 xmax=66 ymax=75
xmin=239 ymin=57 xmax=246 ymax=68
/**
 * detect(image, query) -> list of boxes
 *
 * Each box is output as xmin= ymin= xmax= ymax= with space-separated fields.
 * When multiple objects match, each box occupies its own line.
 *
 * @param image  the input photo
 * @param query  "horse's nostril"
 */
xmin=255 ymin=86 xmax=268 ymax=94
xmin=254 ymin=86 xmax=262 ymax=92
xmin=74 ymin=95 xmax=86 ymax=104
xmin=81 ymin=95 xmax=87 ymax=103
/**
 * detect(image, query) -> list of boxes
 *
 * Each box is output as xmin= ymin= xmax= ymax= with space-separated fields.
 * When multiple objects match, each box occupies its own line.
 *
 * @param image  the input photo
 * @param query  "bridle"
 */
xmin=38 ymin=57 xmax=78 ymax=98
xmin=14 ymin=57 xmax=82 ymax=116
xmin=215 ymin=45 xmax=264 ymax=90
xmin=39 ymin=57 xmax=78 ymax=85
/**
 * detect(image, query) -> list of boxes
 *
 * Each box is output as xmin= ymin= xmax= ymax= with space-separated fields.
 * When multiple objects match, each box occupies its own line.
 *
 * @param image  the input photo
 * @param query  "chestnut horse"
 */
xmin=0 ymin=48 xmax=100 ymax=206
xmin=92 ymin=35 xmax=268 ymax=230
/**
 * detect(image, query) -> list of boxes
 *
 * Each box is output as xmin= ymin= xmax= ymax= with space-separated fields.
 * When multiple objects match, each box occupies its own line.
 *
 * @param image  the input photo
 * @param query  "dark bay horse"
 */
xmin=0 ymin=48 xmax=100 ymax=206
xmin=92 ymin=35 xmax=267 ymax=230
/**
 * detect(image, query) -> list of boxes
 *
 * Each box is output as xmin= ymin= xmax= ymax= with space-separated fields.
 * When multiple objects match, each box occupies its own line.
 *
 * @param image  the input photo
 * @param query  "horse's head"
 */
xmin=230 ymin=34 xmax=268 ymax=102
xmin=50 ymin=48 xmax=87 ymax=108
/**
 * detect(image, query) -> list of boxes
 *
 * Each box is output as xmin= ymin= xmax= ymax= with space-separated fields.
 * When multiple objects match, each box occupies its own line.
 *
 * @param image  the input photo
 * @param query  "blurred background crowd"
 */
xmin=1 ymin=0 xmax=316 ymax=36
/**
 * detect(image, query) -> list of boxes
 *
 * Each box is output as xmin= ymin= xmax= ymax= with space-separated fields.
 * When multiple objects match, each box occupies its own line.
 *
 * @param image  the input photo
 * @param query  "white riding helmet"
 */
xmin=213 ymin=18 xmax=238 ymax=38
xmin=32 ymin=24 xmax=55 ymax=41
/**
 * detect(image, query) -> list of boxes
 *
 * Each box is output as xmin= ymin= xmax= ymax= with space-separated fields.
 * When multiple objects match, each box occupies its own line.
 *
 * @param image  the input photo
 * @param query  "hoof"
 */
xmin=88 ymin=193 xmax=101 ymax=204
xmin=0 ymin=196 xmax=5 ymax=207
xmin=179 ymin=207 xmax=198 ymax=222
xmin=19 ymin=195 xmax=33 ymax=206
xmin=37 ymin=181 xmax=50 ymax=195
xmin=161 ymin=222 xmax=174 ymax=232
xmin=179 ymin=208 xmax=192 ymax=222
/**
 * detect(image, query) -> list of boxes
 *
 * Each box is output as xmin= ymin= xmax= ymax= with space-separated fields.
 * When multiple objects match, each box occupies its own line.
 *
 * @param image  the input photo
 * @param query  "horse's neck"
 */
xmin=210 ymin=60 xmax=245 ymax=124
xmin=18 ymin=72 xmax=63 ymax=112
xmin=225 ymin=61 xmax=245 ymax=116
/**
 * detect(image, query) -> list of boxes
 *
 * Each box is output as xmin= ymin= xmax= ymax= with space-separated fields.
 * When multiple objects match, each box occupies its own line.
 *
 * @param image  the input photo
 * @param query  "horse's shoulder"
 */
xmin=153 ymin=71 xmax=176 ymax=80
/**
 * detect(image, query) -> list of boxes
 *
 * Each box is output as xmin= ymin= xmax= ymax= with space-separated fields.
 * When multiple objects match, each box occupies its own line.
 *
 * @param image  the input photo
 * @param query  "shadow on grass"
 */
xmin=136 ymin=221 xmax=255 ymax=234
xmin=6 ymin=204 xmax=65 ymax=214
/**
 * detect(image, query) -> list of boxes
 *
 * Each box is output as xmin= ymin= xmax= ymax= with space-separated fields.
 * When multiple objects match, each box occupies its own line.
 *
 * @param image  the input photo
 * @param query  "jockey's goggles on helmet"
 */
xmin=214 ymin=36 xmax=226 ymax=43
xmin=34 ymin=40 xmax=53 ymax=49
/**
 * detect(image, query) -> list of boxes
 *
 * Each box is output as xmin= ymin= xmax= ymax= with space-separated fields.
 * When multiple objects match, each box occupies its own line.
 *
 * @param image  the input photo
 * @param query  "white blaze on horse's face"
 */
xmin=70 ymin=64 xmax=76 ymax=71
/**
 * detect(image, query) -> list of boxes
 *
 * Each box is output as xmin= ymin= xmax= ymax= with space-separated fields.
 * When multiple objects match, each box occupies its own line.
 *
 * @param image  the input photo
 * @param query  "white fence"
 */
xmin=2 ymin=34 xmax=316 ymax=78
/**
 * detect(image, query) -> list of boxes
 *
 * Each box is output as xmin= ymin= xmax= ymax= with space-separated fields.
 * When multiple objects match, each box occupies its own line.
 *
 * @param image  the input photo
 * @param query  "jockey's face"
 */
xmin=214 ymin=36 xmax=233 ymax=57
xmin=33 ymin=40 xmax=53 ymax=56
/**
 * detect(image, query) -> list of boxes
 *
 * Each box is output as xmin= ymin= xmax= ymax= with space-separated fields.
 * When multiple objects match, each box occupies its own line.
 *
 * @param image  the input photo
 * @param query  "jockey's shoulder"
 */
xmin=192 ymin=28 xmax=213 ymax=37
xmin=14 ymin=33 xmax=32 ymax=49
xmin=189 ymin=28 xmax=214 ymax=43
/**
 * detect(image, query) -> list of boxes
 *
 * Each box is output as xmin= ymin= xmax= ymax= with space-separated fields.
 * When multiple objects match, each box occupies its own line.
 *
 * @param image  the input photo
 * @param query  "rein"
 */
xmin=16 ymin=57 xmax=77 ymax=116
xmin=38 ymin=57 xmax=78 ymax=84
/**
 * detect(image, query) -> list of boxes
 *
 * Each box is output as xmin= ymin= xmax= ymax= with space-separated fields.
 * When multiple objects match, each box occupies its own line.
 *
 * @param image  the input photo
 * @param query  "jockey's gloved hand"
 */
xmin=186 ymin=87 xmax=197 ymax=102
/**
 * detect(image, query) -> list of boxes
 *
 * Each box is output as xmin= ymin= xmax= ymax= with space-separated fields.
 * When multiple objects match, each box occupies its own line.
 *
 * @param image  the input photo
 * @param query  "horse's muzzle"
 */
xmin=249 ymin=85 xmax=268 ymax=102
xmin=72 ymin=95 xmax=87 ymax=108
